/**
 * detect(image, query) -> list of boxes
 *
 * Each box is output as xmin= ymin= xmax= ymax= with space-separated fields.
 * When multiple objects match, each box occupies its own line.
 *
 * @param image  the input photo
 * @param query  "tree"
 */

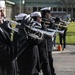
xmin=58 ymin=0 xmax=75 ymax=18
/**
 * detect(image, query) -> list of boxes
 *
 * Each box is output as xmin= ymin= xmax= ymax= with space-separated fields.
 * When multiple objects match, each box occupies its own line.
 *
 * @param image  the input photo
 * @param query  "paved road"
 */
xmin=40 ymin=45 xmax=75 ymax=75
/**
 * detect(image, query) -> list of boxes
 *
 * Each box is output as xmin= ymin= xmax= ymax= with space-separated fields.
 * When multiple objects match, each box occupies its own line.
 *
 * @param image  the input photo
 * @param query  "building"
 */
xmin=7 ymin=0 xmax=75 ymax=20
xmin=6 ymin=0 xmax=15 ymax=19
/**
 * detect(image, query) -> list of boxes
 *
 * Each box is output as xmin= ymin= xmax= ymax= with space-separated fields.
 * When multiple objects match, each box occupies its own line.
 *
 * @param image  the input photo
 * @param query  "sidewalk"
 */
xmin=40 ymin=45 xmax=75 ymax=75
xmin=53 ymin=45 xmax=75 ymax=75
xmin=52 ymin=45 xmax=75 ymax=54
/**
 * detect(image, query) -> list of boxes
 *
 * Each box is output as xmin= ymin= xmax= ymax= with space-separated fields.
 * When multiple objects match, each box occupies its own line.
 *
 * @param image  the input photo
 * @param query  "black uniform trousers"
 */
xmin=59 ymin=29 xmax=67 ymax=49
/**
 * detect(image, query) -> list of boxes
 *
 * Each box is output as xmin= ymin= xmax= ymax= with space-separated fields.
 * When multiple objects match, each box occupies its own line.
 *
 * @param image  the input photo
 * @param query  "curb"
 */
xmin=52 ymin=49 xmax=73 ymax=54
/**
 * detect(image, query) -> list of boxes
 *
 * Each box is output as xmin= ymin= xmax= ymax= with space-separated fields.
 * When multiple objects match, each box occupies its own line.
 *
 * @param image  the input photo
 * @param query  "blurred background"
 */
xmin=1 ymin=0 xmax=75 ymax=21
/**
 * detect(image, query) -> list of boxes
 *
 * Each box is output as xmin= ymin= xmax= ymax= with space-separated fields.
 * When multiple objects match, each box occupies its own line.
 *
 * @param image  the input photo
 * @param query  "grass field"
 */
xmin=56 ymin=22 xmax=75 ymax=45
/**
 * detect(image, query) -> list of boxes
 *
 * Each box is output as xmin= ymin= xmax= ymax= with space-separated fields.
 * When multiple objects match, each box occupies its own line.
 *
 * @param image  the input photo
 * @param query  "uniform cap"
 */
xmin=0 ymin=1 xmax=5 ymax=8
xmin=15 ymin=13 xmax=27 ymax=20
xmin=40 ymin=7 xmax=51 ymax=11
xmin=31 ymin=12 xmax=41 ymax=17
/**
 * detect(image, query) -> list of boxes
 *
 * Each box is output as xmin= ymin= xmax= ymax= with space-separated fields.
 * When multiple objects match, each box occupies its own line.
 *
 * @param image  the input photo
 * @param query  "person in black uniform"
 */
xmin=0 ymin=7 xmax=13 ymax=75
xmin=58 ymin=18 xmax=67 ymax=50
xmin=13 ymin=13 xmax=27 ymax=58
xmin=13 ymin=13 xmax=40 ymax=75
xmin=31 ymin=11 xmax=52 ymax=75
xmin=40 ymin=7 xmax=56 ymax=75
xmin=59 ymin=27 xmax=67 ymax=50
xmin=54 ymin=16 xmax=67 ymax=50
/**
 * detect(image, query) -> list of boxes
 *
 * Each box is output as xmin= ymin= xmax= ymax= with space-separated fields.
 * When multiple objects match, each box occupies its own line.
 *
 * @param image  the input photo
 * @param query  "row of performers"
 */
xmin=0 ymin=7 xmax=70 ymax=75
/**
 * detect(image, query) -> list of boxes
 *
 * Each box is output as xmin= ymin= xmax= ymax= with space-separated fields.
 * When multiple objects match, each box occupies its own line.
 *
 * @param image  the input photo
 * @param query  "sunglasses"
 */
xmin=39 ymin=17 xmax=42 ymax=18
xmin=0 ymin=9 xmax=4 ymax=12
xmin=0 ymin=10 xmax=2 ymax=12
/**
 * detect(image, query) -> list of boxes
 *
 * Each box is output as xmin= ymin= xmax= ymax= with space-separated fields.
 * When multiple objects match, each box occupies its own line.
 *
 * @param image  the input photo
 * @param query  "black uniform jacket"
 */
xmin=0 ymin=27 xmax=13 ymax=63
xmin=42 ymin=17 xmax=55 ymax=52
xmin=13 ymin=23 xmax=41 ymax=75
xmin=1 ymin=21 xmax=12 ymax=37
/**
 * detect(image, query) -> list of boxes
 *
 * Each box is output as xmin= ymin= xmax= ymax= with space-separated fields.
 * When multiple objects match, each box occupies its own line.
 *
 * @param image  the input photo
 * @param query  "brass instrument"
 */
xmin=54 ymin=23 xmax=67 ymax=28
xmin=26 ymin=25 xmax=55 ymax=41
xmin=41 ymin=21 xmax=67 ymax=34
xmin=55 ymin=21 xmax=70 ymax=28
xmin=47 ymin=28 xmax=64 ymax=34
xmin=41 ymin=18 xmax=70 ymax=28
xmin=7 ymin=18 xmax=55 ymax=40
xmin=41 ymin=21 xmax=50 ymax=25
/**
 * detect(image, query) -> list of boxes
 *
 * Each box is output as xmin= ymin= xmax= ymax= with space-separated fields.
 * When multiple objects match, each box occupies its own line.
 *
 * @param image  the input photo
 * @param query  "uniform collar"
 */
xmin=33 ymin=21 xmax=42 ymax=28
xmin=34 ymin=21 xmax=41 ymax=26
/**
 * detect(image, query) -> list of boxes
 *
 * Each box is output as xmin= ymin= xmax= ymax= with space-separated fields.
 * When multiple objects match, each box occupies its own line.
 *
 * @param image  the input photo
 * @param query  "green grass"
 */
xmin=56 ymin=22 xmax=75 ymax=45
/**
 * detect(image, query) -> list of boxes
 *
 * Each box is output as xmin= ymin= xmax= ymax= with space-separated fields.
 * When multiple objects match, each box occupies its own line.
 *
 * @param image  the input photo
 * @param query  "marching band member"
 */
xmin=31 ymin=11 xmax=52 ymax=75
xmin=40 ymin=7 xmax=56 ymax=75
xmin=13 ymin=13 xmax=40 ymax=75
xmin=13 ymin=13 xmax=27 ymax=58
xmin=0 ymin=6 xmax=13 ymax=75
xmin=58 ymin=17 xmax=68 ymax=50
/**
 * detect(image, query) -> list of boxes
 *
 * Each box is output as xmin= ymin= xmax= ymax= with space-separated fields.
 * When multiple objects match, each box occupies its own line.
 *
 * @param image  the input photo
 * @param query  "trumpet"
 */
xmin=41 ymin=21 xmax=65 ymax=34
xmin=26 ymin=25 xmax=55 ymax=37
xmin=54 ymin=23 xmax=67 ymax=28
xmin=55 ymin=19 xmax=70 ymax=28
xmin=41 ymin=19 xmax=70 ymax=28
xmin=26 ymin=25 xmax=55 ymax=41
xmin=60 ymin=20 xmax=70 ymax=25
xmin=47 ymin=28 xmax=64 ymax=34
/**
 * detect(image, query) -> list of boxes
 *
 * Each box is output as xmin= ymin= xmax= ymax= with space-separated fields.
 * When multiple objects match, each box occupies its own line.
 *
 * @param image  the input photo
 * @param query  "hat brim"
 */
xmin=41 ymin=10 xmax=51 ymax=14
